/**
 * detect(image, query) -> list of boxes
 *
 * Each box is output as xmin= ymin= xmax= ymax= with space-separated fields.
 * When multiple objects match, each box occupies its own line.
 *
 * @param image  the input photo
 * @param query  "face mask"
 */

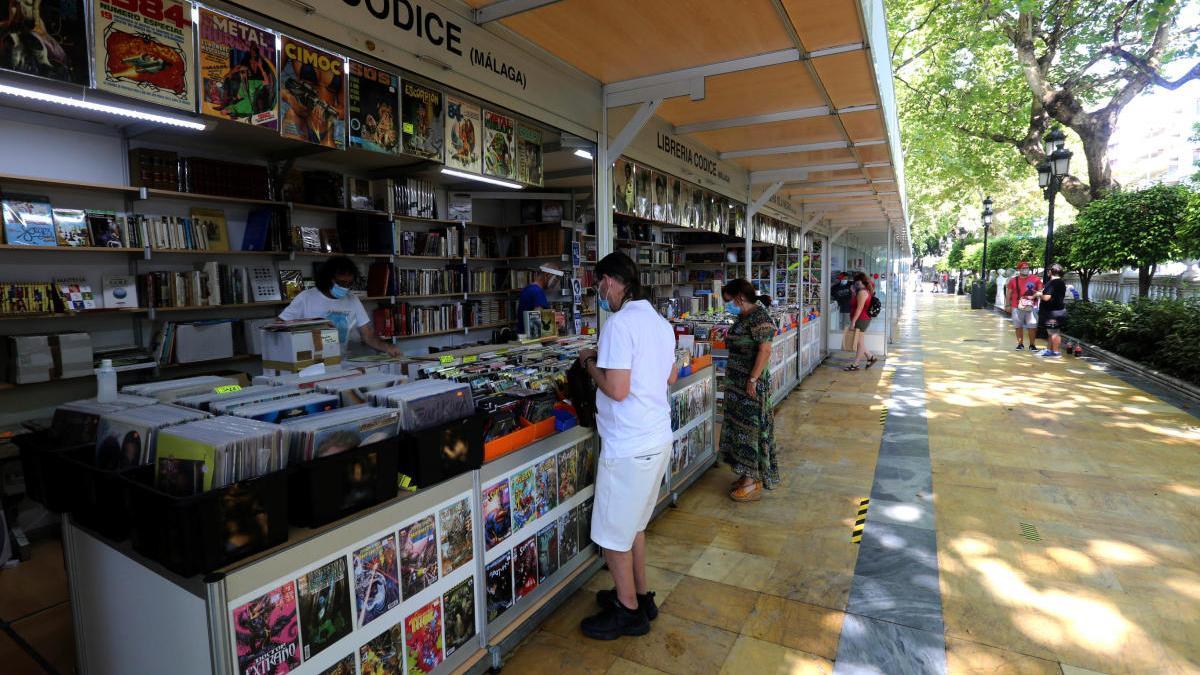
xmin=725 ymin=300 xmax=741 ymax=315
xmin=597 ymin=280 xmax=612 ymax=313
xmin=838 ymin=279 xmax=847 ymax=285
xmin=330 ymin=284 xmax=350 ymax=299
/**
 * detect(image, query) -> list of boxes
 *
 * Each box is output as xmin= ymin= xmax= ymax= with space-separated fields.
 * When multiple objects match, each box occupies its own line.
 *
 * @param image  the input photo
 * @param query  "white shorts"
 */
xmin=590 ymin=443 xmax=671 ymax=552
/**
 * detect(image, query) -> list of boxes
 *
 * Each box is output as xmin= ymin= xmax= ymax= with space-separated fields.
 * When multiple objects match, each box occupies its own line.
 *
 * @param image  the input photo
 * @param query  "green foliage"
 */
xmin=961 ymin=242 xmax=985 ymax=272
xmin=977 ymin=235 xmax=1046 ymax=271
xmin=1068 ymin=299 xmax=1200 ymax=385
xmin=946 ymin=238 xmax=966 ymax=269
xmin=1181 ymin=189 xmax=1200 ymax=258
xmin=1192 ymin=122 xmax=1200 ymax=184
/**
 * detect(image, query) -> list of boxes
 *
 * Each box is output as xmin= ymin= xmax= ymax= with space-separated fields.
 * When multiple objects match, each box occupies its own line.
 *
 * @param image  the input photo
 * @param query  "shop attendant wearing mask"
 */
xmin=278 ymin=255 xmax=401 ymax=356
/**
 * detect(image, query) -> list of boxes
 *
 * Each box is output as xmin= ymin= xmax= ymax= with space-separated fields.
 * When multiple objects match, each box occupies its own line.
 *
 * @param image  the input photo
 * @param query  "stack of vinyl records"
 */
xmin=370 ymin=380 xmax=475 ymax=431
xmin=123 ymin=376 xmax=242 ymax=403
xmin=174 ymin=385 xmax=294 ymax=412
xmin=209 ymin=387 xmax=303 ymax=415
xmin=225 ymin=392 xmax=339 ymax=424
xmin=155 ymin=417 xmax=284 ymax=496
xmin=50 ymin=395 xmax=159 ymax=446
xmin=314 ymin=373 xmax=404 ymax=406
xmin=280 ymin=406 xmax=401 ymax=463
xmin=94 ymin=404 xmax=211 ymax=470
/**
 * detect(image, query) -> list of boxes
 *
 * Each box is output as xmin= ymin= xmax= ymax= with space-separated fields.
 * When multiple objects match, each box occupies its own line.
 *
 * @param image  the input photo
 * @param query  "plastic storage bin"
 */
xmin=398 ymin=413 xmax=484 ymax=488
xmin=288 ymin=436 xmax=400 ymax=528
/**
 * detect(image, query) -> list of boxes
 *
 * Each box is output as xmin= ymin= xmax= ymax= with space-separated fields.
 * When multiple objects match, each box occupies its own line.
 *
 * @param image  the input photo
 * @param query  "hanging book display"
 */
xmin=93 ymin=0 xmax=195 ymax=111
xmin=198 ymin=9 xmax=278 ymax=128
xmin=348 ymin=61 xmax=399 ymax=154
xmin=401 ymin=81 xmax=443 ymax=161
xmin=279 ymin=37 xmax=346 ymax=149
xmin=0 ymin=0 xmax=89 ymax=85
xmin=445 ymin=95 xmax=481 ymax=174
xmin=613 ymin=158 xmax=633 ymax=215
xmin=515 ymin=124 xmax=543 ymax=187
xmin=482 ymin=110 xmax=515 ymax=180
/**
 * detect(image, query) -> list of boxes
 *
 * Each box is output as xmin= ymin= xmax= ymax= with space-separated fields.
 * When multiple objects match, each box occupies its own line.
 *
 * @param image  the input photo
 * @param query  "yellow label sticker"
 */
xmin=214 ymin=384 xmax=242 ymax=394
xmin=439 ymin=355 xmax=455 ymax=364
xmin=403 ymin=122 xmax=414 ymax=134
xmin=462 ymin=355 xmax=478 ymax=364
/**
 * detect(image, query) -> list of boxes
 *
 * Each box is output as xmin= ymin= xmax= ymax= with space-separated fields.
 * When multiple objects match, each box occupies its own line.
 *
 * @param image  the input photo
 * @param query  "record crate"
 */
xmin=398 ymin=412 xmax=485 ymax=488
xmin=121 ymin=466 xmax=289 ymax=577
xmin=288 ymin=436 xmax=401 ymax=528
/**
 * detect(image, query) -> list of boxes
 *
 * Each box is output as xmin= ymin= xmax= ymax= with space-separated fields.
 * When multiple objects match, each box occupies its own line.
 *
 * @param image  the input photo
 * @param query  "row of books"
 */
xmin=2 ymin=194 xmax=135 ymax=248
xmin=505 ymin=225 xmax=563 ymax=258
xmin=397 ymin=228 xmax=461 ymax=258
xmin=371 ymin=301 xmax=510 ymax=338
xmin=366 ymin=263 xmax=512 ymax=297
xmin=136 ymin=263 xmax=281 ymax=308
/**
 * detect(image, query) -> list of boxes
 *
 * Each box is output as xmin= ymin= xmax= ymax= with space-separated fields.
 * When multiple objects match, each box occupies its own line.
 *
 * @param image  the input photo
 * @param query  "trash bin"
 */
xmin=945 ymin=278 xmax=956 ymax=295
xmin=970 ymin=282 xmax=985 ymax=309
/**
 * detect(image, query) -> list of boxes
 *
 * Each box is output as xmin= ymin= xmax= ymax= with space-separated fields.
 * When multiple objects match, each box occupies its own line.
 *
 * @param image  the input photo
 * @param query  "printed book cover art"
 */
xmin=2 ymin=194 xmax=56 ymax=246
xmin=401 ymin=80 xmax=443 ymax=160
xmin=482 ymin=479 xmax=511 ymax=551
xmin=443 ymin=576 xmax=475 ymax=656
xmin=358 ymin=623 xmax=401 ymax=675
xmin=280 ymin=36 xmax=346 ymax=149
xmin=579 ymin=500 xmax=594 ymax=549
xmin=556 ymin=445 xmax=578 ymax=504
xmin=198 ymin=9 xmax=277 ymax=127
xmin=0 ymin=0 xmax=88 ymax=85
xmin=352 ymin=533 xmax=400 ymax=628
xmin=576 ymin=440 xmax=597 ymax=490
xmin=482 ymin=110 xmax=515 ymax=180
xmin=296 ymin=557 xmax=352 ymax=660
xmin=348 ymin=61 xmax=399 ymax=154
xmin=533 ymin=456 xmax=557 ymax=518
xmin=438 ymin=497 xmax=473 ymax=576
xmin=53 ymin=208 xmax=89 ymax=246
xmin=512 ymin=536 xmax=538 ymax=601
xmin=485 ymin=551 xmax=512 ymax=623
xmin=94 ymin=415 xmax=150 ymax=469
xmin=509 ymin=466 xmax=536 ymax=533
xmin=93 ymin=0 xmax=195 ymax=111
xmin=558 ymin=510 xmax=578 ymax=564
xmin=515 ymin=124 xmax=543 ymax=187
xmin=536 ymin=523 xmax=558 ymax=583
xmin=613 ymin=158 xmax=634 ymax=215
xmin=315 ymin=654 xmax=355 ymax=675
xmin=398 ymin=514 xmax=439 ymax=599
xmin=404 ymin=598 xmax=444 ymax=673
xmin=232 ymin=581 xmax=301 ymax=675
xmin=445 ymin=94 xmax=481 ymax=174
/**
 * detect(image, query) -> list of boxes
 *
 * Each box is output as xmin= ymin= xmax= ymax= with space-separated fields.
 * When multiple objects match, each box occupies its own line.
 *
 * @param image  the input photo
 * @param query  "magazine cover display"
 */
xmin=52 ymin=208 xmax=88 ymax=246
xmin=3 ymin=194 xmax=56 ymax=246
xmin=509 ymin=466 xmax=536 ymax=533
xmin=404 ymin=598 xmax=444 ymax=673
xmin=485 ymin=551 xmax=512 ymax=622
xmin=358 ymin=622 xmax=402 ymax=675
xmin=445 ymin=95 xmax=481 ymax=173
xmin=232 ymin=581 xmax=302 ymax=675
xmin=665 ymin=175 xmax=681 ymax=225
xmin=581 ymin=498 xmax=594 ymax=547
xmin=512 ymin=536 xmax=538 ymax=600
xmin=279 ymin=37 xmax=346 ymax=149
xmin=401 ymin=80 xmax=443 ymax=160
xmin=633 ymin=162 xmax=652 ymax=218
xmin=515 ymin=124 xmax=543 ymax=186
xmin=442 ymin=576 xmax=475 ymax=656
xmin=558 ymin=510 xmax=578 ymax=564
xmin=93 ymin=0 xmax=195 ymax=111
xmin=536 ymin=523 xmax=558 ymax=583
xmin=198 ymin=9 xmax=277 ymax=127
xmin=348 ymin=61 xmax=399 ymax=154
xmin=0 ymin=0 xmax=88 ymax=84
xmin=576 ymin=440 xmax=597 ymax=489
xmin=613 ymin=158 xmax=634 ymax=215
xmin=556 ymin=444 xmax=578 ymax=503
xmin=482 ymin=479 xmax=510 ymax=551
xmin=296 ymin=557 xmax=352 ymax=660
xmin=482 ymin=110 xmax=515 ymax=180
xmin=437 ymin=498 xmax=473 ymax=576
xmin=352 ymin=533 xmax=400 ymax=628
xmin=316 ymin=654 xmax=355 ymax=675
xmin=533 ymin=456 xmax=557 ymax=518
xmin=398 ymin=514 xmax=439 ymax=599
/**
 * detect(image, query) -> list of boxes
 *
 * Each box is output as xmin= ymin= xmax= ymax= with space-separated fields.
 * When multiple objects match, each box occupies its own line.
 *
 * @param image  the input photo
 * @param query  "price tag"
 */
xmin=214 ymin=384 xmax=242 ymax=394
xmin=439 ymin=355 xmax=455 ymax=364
xmin=462 ymin=355 xmax=478 ymax=364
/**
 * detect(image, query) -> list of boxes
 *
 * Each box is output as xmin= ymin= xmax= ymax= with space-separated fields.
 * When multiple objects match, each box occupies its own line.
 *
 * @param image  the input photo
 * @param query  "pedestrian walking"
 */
xmin=1005 ymin=261 xmax=1043 ymax=351
xmin=1038 ymin=264 xmax=1068 ymax=357
xmin=844 ymin=272 xmax=877 ymax=371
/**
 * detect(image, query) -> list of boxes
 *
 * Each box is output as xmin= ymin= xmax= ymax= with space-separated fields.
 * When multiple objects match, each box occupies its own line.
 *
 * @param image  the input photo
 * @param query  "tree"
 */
xmin=1073 ymin=184 xmax=1193 ymax=296
xmin=984 ymin=235 xmax=1019 ymax=271
xmin=1192 ymin=122 xmax=1200 ymax=184
xmin=1182 ymin=189 xmax=1200 ymax=258
xmin=1052 ymin=222 xmax=1101 ymax=300
xmin=947 ymin=237 xmax=967 ymax=270
xmin=962 ymin=242 xmax=985 ymax=274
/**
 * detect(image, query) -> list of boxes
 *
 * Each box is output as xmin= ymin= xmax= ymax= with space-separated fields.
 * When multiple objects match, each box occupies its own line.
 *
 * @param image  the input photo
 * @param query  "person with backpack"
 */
xmin=844 ymin=272 xmax=878 ymax=371
xmin=1004 ymin=261 xmax=1043 ymax=351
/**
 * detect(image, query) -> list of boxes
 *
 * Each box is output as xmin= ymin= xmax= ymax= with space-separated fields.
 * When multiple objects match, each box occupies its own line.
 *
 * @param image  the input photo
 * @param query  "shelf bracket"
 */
xmin=605 ymin=98 xmax=661 ymax=161
xmin=829 ymin=226 xmax=849 ymax=245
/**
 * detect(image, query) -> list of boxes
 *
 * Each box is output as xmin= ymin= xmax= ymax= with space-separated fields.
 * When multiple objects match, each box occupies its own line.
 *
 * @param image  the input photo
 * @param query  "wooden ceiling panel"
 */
xmin=839 ymin=109 xmax=886 ymax=143
xmin=812 ymin=51 xmax=878 ymax=109
xmin=688 ymin=115 xmax=842 ymax=152
xmin=796 ymin=168 xmax=864 ymax=182
xmin=500 ymin=0 xmax=794 ymax=83
xmin=657 ymin=62 xmax=825 ymax=127
xmin=855 ymin=144 xmax=890 ymax=163
xmin=780 ymin=0 xmax=863 ymax=51
xmin=866 ymin=165 xmax=895 ymax=180
xmin=732 ymin=147 xmax=856 ymax=171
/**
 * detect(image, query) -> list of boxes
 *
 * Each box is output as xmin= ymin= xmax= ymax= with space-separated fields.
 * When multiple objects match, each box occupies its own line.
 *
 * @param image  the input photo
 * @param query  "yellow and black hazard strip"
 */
xmin=852 ymin=498 xmax=869 ymax=543
xmin=879 ymin=407 xmax=889 ymax=427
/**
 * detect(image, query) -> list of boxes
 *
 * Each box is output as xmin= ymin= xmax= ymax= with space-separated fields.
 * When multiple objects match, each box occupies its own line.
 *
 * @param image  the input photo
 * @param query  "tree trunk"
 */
xmin=1079 ymin=272 xmax=1091 ymax=301
xmin=1138 ymin=266 xmax=1152 ymax=297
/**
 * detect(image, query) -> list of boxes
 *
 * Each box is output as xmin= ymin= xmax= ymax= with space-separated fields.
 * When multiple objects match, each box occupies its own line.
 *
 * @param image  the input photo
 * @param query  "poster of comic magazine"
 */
xmin=445 ymin=95 xmax=481 ymax=174
xmin=0 ymin=0 xmax=89 ymax=85
xmin=348 ymin=61 xmax=399 ymax=154
xmin=231 ymin=581 xmax=302 ymax=675
xmin=401 ymin=80 xmax=443 ymax=161
xmin=482 ymin=110 xmax=515 ymax=180
xmin=515 ymin=124 xmax=543 ymax=186
xmin=279 ymin=36 xmax=346 ymax=149
xmin=198 ymin=9 xmax=277 ymax=127
xmin=93 ymin=0 xmax=196 ymax=111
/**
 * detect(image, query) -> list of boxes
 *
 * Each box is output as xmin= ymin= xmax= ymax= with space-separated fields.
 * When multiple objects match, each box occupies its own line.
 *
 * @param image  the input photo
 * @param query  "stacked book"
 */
xmin=94 ymin=403 xmax=211 ymax=470
xmin=155 ymin=417 xmax=284 ymax=496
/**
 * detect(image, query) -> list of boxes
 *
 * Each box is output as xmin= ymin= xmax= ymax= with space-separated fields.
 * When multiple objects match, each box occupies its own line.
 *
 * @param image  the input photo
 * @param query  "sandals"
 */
xmin=729 ymin=480 xmax=762 ymax=502
xmin=844 ymin=365 xmax=860 ymax=371
xmin=865 ymin=356 xmax=878 ymax=369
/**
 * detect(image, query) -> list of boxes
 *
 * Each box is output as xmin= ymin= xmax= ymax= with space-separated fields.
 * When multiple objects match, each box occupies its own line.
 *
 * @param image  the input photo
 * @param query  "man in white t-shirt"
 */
xmin=576 ymin=252 xmax=677 ymax=640
xmin=278 ymin=256 xmax=400 ymax=356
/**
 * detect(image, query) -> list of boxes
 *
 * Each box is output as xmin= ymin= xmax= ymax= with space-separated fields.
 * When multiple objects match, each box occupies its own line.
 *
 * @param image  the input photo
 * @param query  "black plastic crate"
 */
xmin=123 ymin=466 xmax=289 ymax=577
xmin=13 ymin=431 xmax=90 ymax=513
xmin=288 ymin=436 xmax=400 ymax=528
xmin=398 ymin=413 xmax=485 ymax=489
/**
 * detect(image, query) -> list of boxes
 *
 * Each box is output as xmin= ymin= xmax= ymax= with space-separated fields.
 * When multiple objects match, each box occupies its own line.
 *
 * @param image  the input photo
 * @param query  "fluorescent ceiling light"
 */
xmin=573 ymin=149 xmax=594 ymax=160
xmin=441 ymin=167 xmax=523 ymax=189
xmin=0 ymin=83 xmax=206 ymax=130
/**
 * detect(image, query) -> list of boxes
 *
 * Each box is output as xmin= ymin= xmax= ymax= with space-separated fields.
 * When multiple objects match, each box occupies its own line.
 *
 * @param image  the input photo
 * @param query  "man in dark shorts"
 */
xmin=1038 ymin=264 xmax=1068 ymax=357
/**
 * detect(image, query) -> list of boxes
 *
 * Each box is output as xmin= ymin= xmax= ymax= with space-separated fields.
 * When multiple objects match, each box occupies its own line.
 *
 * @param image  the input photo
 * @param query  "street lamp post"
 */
xmin=1037 ymin=128 xmax=1073 ymax=284
xmin=980 ymin=196 xmax=993 ymax=283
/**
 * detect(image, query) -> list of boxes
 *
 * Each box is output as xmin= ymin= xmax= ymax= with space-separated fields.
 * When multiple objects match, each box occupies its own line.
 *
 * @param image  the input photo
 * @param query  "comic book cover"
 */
xmin=557 ymin=445 xmax=578 ymax=503
xmin=482 ymin=479 xmax=510 ymax=551
xmin=401 ymin=80 xmax=443 ymax=160
xmin=443 ymin=576 xmax=475 ymax=656
xmin=398 ymin=514 xmax=439 ymax=599
xmin=316 ymin=654 xmax=355 ymax=675
xmin=232 ymin=581 xmax=301 ymax=675
xmin=93 ymin=0 xmax=195 ymax=111
xmin=438 ymin=498 xmax=473 ymax=576
xmin=581 ymin=498 xmax=594 ymax=548
xmin=404 ymin=598 xmax=443 ymax=673
xmin=509 ymin=467 xmax=536 ymax=533
xmin=482 ymin=110 xmax=515 ymax=180
xmin=445 ymin=95 xmax=481 ymax=173
xmin=533 ymin=456 xmax=557 ymax=518
xmin=296 ymin=557 xmax=351 ymax=660
xmin=576 ymin=440 xmax=597 ymax=490
xmin=512 ymin=536 xmax=538 ymax=601
xmin=536 ymin=523 xmax=558 ymax=583
xmin=358 ymin=623 xmax=401 ymax=675
xmin=279 ymin=36 xmax=345 ymax=149
xmin=198 ymin=9 xmax=277 ymax=127
xmin=515 ymin=124 xmax=542 ymax=186
xmin=348 ymin=61 xmax=399 ymax=154
xmin=485 ymin=551 xmax=512 ymax=623
xmin=558 ymin=511 xmax=578 ymax=565
xmin=352 ymin=534 xmax=399 ymax=628
xmin=0 ymin=0 xmax=88 ymax=85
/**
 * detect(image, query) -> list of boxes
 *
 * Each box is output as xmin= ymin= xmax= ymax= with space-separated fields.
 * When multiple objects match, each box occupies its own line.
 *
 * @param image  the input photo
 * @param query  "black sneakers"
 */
xmin=594 ymin=589 xmax=658 ymax=620
xmin=581 ymin=596 xmax=651 ymax=640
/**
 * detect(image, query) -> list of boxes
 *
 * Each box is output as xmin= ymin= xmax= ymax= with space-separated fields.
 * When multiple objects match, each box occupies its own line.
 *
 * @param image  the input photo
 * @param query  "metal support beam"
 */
xmin=788 ymin=189 xmax=876 ymax=198
xmin=744 ymin=181 xmax=783 ymax=279
xmin=605 ymin=79 xmax=702 ymax=108
xmin=474 ymin=0 xmax=562 ymax=24
xmin=782 ymin=179 xmax=869 ymax=189
xmin=606 ymin=49 xmax=799 ymax=95
xmin=807 ymin=43 xmax=865 ymax=58
xmin=675 ymin=106 xmax=829 ymax=135
xmin=606 ymin=98 xmax=661 ymax=159
xmin=720 ymin=140 xmax=847 ymax=160
xmin=750 ymin=162 xmax=860 ymax=184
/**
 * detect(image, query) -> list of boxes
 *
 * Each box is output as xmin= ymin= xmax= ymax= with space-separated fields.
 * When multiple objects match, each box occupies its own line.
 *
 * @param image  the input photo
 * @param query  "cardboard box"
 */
xmin=174 ymin=322 xmax=234 ymax=364
xmin=243 ymin=318 xmax=276 ymax=355
xmin=261 ymin=320 xmax=342 ymax=372
xmin=6 ymin=335 xmax=53 ymax=384
xmin=50 ymin=332 xmax=94 ymax=379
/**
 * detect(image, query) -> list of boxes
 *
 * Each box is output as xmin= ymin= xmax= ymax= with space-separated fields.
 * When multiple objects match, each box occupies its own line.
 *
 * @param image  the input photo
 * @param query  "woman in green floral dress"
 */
xmin=718 ymin=279 xmax=778 ymax=502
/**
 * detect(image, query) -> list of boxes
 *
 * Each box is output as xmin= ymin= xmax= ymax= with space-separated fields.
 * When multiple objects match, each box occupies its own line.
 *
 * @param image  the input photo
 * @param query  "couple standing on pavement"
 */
xmin=1006 ymin=261 xmax=1068 ymax=357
